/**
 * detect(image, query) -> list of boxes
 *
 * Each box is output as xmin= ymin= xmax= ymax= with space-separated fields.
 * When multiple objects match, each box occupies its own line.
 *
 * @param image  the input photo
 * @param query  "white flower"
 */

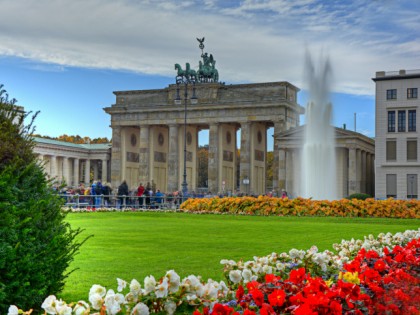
xmin=164 ymin=300 xmax=177 ymax=315
xmin=131 ymin=302 xmax=150 ymax=315
xmin=276 ymin=262 xmax=286 ymax=271
xmin=130 ymin=279 xmax=142 ymax=295
xmin=89 ymin=284 xmax=107 ymax=298
xmin=125 ymin=292 xmax=139 ymax=304
xmin=217 ymin=280 xmax=229 ymax=296
xmin=104 ymin=289 xmax=122 ymax=315
xmin=117 ymin=278 xmax=127 ymax=292
xmin=89 ymin=293 xmax=103 ymax=310
xmin=56 ymin=303 xmax=72 ymax=315
xmin=289 ymin=249 xmax=305 ymax=260
xmin=7 ymin=305 xmax=19 ymax=315
xmin=41 ymin=295 xmax=58 ymax=314
xmin=186 ymin=294 xmax=198 ymax=301
xmin=241 ymin=268 xmax=252 ymax=282
xmin=229 ymin=270 xmax=242 ymax=284
xmin=262 ymin=265 xmax=273 ymax=274
xmin=73 ymin=301 xmax=90 ymax=315
xmin=165 ymin=270 xmax=181 ymax=293
xmin=144 ymin=275 xmax=156 ymax=294
xmin=155 ymin=277 xmax=169 ymax=298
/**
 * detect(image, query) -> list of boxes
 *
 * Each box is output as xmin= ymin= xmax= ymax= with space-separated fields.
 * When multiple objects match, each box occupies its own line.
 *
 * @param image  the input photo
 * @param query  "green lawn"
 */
xmin=60 ymin=212 xmax=419 ymax=302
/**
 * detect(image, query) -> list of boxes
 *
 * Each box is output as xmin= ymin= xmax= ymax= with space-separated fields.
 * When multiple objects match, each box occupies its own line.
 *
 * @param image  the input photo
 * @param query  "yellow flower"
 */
xmin=340 ymin=271 xmax=360 ymax=285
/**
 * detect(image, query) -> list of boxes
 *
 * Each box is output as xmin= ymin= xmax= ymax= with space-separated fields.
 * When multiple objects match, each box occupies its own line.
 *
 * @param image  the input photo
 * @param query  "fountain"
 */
xmin=300 ymin=51 xmax=338 ymax=200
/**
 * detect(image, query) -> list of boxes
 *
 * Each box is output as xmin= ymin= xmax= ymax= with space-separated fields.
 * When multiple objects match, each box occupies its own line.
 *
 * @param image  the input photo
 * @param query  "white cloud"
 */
xmin=0 ymin=0 xmax=418 ymax=96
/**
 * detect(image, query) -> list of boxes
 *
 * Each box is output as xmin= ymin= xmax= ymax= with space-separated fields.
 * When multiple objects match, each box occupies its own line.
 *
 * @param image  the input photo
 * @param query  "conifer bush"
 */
xmin=0 ymin=85 xmax=85 ymax=312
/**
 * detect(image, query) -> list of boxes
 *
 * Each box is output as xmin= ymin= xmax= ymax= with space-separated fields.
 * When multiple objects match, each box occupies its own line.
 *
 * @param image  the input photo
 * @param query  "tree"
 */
xmin=0 ymin=85 xmax=86 ymax=312
xmin=266 ymin=151 xmax=274 ymax=190
xmin=197 ymin=145 xmax=209 ymax=188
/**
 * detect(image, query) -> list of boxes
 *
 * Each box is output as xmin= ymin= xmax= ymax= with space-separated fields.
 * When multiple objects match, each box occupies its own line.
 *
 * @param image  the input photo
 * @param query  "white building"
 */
xmin=373 ymin=69 xmax=420 ymax=199
xmin=33 ymin=137 xmax=111 ymax=187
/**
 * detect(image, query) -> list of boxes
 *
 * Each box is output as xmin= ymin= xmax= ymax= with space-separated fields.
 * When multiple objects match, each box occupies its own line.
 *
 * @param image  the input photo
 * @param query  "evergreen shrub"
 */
xmin=347 ymin=193 xmax=371 ymax=200
xmin=0 ymin=86 xmax=85 ymax=312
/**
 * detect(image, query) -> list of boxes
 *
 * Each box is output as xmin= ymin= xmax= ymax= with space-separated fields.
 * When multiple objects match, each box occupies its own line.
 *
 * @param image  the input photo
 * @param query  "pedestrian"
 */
xmin=137 ymin=182 xmax=145 ymax=207
xmin=281 ymin=189 xmax=288 ymax=199
xmin=117 ymin=180 xmax=129 ymax=209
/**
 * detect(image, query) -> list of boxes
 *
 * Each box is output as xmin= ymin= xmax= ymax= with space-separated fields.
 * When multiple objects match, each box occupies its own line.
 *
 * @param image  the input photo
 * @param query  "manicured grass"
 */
xmin=60 ymin=212 xmax=419 ymax=302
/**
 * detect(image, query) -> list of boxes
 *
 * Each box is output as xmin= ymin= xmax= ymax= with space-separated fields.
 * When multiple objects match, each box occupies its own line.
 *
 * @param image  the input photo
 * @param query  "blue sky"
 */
xmin=1 ymin=0 xmax=419 ymax=149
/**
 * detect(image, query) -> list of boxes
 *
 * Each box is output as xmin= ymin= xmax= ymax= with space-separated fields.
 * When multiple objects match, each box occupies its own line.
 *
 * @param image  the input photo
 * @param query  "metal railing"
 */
xmin=59 ymin=194 xmax=185 ymax=210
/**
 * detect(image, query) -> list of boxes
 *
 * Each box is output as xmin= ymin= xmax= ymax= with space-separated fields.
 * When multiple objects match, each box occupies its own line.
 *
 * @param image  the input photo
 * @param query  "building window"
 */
xmin=388 ymin=111 xmax=395 ymax=132
xmin=386 ymin=140 xmax=397 ymax=161
xmin=407 ymin=88 xmax=418 ymax=99
xmin=407 ymin=140 xmax=417 ymax=161
xmin=408 ymin=110 xmax=416 ymax=131
xmin=407 ymin=174 xmax=417 ymax=199
xmin=386 ymin=89 xmax=397 ymax=100
xmin=386 ymin=174 xmax=397 ymax=198
xmin=398 ymin=110 xmax=406 ymax=132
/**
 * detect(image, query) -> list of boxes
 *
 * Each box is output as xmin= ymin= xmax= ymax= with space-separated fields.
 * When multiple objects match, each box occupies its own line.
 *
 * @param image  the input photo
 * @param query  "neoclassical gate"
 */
xmin=104 ymin=40 xmax=303 ymax=195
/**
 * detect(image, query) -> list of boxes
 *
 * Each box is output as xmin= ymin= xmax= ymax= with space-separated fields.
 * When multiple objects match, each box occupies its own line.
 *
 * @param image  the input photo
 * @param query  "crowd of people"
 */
xmin=59 ymin=180 xmax=187 ymax=209
xmin=58 ymin=180 xmax=289 ymax=209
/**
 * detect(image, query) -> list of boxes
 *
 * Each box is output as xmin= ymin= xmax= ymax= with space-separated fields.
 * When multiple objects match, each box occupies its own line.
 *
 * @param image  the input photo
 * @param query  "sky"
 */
xmin=1 ymin=0 xmax=419 ymax=149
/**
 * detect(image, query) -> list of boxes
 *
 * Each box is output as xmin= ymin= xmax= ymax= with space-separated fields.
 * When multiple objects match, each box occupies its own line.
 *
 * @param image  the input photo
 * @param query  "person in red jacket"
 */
xmin=137 ymin=183 xmax=145 ymax=207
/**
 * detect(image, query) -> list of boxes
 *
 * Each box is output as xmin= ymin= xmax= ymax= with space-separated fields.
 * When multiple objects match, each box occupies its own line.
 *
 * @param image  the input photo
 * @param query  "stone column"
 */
xmin=356 ymin=149 xmax=362 ymax=193
xmin=139 ymin=125 xmax=150 ymax=184
xmin=208 ymin=123 xmax=219 ymax=194
xmin=50 ymin=155 xmax=58 ymax=180
xmin=278 ymin=149 xmax=286 ymax=191
xmin=285 ymin=149 xmax=293 ymax=193
xmin=62 ymin=157 xmax=70 ymax=186
xmin=167 ymin=124 xmax=179 ymax=193
xmin=272 ymin=119 xmax=286 ymax=194
xmin=102 ymin=159 xmax=108 ymax=183
xmin=85 ymin=159 xmax=91 ymax=185
xmin=361 ymin=151 xmax=367 ymax=193
xmin=348 ymin=147 xmax=357 ymax=195
xmin=370 ymin=154 xmax=375 ymax=196
xmin=93 ymin=161 xmax=99 ymax=180
xmin=111 ymin=126 xmax=122 ymax=187
xmin=240 ymin=122 xmax=251 ymax=193
xmin=366 ymin=153 xmax=371 ymax=196
xmin=74 ymin=158 xmax=80 ymax=186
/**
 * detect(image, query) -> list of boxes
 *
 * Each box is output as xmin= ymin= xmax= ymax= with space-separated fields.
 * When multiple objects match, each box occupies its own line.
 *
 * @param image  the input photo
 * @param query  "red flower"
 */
xmin=288 ymin=268 xmax=307 ymax=284
xmin=365 ymin=250 xmax=380 ymax=259
xmin=236 ymin=285 xmax=244 ymax=300
xmin=373 ymin=259 xmax=387 ymax=273
xmin=250 ymin=288 xmax=264 ymax=307
xmin=246 ymin=280 xmax=260 ymax=291
xmin=268 ymin=289 xmax=286 ymax=307
xmin=243 ymin=310 xmax=257 ymax=315
xmin=260 ymin=303 xmax=275 ymax=315
xmin=265 ymin=274 xmax=280 ymax=283
xmin=343 ymin=259 xmax=361 ymax=273
xmin=211 ymin=304 xmax=237 ymax=315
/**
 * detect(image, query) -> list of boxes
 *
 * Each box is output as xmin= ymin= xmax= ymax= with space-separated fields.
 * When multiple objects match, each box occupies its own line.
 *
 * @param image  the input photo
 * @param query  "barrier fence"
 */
xmin=59 ymin=194 xmax=185 ymax=210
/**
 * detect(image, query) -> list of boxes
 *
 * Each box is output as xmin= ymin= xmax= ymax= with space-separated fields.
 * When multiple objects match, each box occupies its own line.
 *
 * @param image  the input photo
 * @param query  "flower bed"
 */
xmin=181 ymin=196 xmax=420 ymax=219
xmin=9 ymin=229 xmax=420 ymax=314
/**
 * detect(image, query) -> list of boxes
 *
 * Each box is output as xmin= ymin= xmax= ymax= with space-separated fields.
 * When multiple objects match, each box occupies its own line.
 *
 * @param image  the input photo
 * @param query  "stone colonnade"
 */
xmin=276 ymin=127 xmax=375 ymax=198
xmin=33 ymin=138 xmax=111 ymax=187
xmin=105 ymin=82 xmax=303 ymax=194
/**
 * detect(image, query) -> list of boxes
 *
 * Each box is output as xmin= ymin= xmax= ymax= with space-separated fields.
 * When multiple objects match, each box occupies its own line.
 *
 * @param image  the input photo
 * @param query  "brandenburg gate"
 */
xmin=104 ymin=40 xmax=303 ymax=195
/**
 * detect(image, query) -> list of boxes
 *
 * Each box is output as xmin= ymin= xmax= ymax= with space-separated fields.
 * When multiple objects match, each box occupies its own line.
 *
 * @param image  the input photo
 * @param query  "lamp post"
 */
xmin=174 ymin=77 xmax=197 ymax=199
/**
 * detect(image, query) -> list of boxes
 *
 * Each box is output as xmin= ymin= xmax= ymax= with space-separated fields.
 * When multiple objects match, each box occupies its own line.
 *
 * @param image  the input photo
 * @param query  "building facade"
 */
xmin=33 ymin=137 xmax=111 ymax=187
xmin=275 ymin=126 xmax=375 ymax=199
xmin=373 ymin=69 xmax=420 ymax=199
